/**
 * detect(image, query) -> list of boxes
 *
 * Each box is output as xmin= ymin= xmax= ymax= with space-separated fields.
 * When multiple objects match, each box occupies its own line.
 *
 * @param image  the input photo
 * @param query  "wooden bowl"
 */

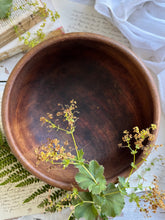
xmin=2 ymin=33 xmax=160 ymax=190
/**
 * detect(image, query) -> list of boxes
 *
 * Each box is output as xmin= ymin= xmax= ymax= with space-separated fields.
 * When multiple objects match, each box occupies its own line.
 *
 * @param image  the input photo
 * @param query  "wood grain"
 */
xmin=0 ymin=28 xmax=64 ymax=62
xmin=2 ymin=33 xmax=160 ymax=190
xmin=0 ymin=0 xmax=46 ymax=49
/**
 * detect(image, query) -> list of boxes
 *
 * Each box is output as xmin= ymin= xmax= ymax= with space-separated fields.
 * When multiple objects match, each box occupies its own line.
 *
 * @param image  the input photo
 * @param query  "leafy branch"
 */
xmin=13 ymin=1 xmax=60 ymax=48
xmin=0 ymin=98 xmax=164 ymax=219
xmin=35 ymin=99 xmax=165 ymax=220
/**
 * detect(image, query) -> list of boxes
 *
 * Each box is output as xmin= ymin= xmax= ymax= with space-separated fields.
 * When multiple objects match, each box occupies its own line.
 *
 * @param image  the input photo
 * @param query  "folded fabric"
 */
xmin=95 ymin=0 xmax=165 ymax=114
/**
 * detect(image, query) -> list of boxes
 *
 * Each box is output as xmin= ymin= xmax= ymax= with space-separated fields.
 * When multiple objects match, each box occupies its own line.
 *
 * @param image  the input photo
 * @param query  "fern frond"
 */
xmin=0 ymin=147 xmax=11 ymax=158
xmin=0 ymin=130 xmax=5 ymax=146
xmin=0 ymin=162 xmax=23 ymax=178
xmin=0 ymin=130 xmax=10 ymax=148
xmin=38 ymin=189 xmax=67 ymax=208
xmin=16 ymin=177 xmax=40 ymax=187
xmin=0 ymin=169 xmax=31 ymax=185
xmin=23 ymin=184 xmax=54 ymax=203
xmin=44 ymin=204 xmax=58 ymax=212
xmin=0 ymin=129 xmax=61 ymax=210
xmin=44 ymin=197 xmax=71 ymax=212
xmin=10 ymin=170 xmax=31 ymax=183
xmin=0 ymin=154 xmax=17 ymax=170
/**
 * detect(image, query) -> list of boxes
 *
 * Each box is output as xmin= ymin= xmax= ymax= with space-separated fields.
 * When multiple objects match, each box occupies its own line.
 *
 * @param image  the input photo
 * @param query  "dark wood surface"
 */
xmin=2 ymin=33 xmax=160 ymax=190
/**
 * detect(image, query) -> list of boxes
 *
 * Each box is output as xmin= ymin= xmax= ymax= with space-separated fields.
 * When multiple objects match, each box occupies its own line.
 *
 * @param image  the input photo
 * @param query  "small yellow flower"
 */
xmin=64 ymin=140 xmax=69 ymax=146
xmin=133 ymin=126 xmax=139 ymax=133
xmin=47 ymin=113 xmax=53 ymax=119
xmin=52 ymin=138 xmax=60 ymax=146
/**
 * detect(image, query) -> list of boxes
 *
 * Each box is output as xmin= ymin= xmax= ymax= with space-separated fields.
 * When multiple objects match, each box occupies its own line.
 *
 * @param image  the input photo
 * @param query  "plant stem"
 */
xmin=104 ymin=190 xmax=120 ymax=196
xmin=74 ymin=200 xmax=94 ymax=208
xmin=127 ymin=153 xmax=136 ymax=183
xmin=49 ymin=121 xmax=70 ymax=133
xmin=71 ymin=132 xmax=79 ymax=160
xmin=70 ymin=131 xmax=97 ymax=184
xmin=68 ymin=209 xmax=74 ymax=220
xmin=82 ymin=164 xmax=97 ymax=184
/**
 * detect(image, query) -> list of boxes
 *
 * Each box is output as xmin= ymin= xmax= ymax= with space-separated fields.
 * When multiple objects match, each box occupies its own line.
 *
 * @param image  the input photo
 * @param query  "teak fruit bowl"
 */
xmin=2 ymin=33 xmax=160 ymax=190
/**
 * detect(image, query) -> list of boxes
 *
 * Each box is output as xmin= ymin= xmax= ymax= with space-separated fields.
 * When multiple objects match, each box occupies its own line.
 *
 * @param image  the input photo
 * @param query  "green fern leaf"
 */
xmin=0 ymin=162 xmax=22 ymax=178
xmin=44 ymin=197 xmax=71 ymax=212
xmin=16 ymin=177 xmax=40 ymax=187
xmin=0 ymin=130 xmax=10 ymax=148
xmin=0 ymin=155 xmax=17 ymax=170
xmin=0 ymin=169 xmax=31 ymax=185
xmin=0 ymin=147 xmax=10 ymax=158
xmin=0 ymin=129 xmax=63 ymax=211
xmin=23 ymin=184 xmax=54 ymax=203
xmin=38 ymin=189 xmax=67 ymax=208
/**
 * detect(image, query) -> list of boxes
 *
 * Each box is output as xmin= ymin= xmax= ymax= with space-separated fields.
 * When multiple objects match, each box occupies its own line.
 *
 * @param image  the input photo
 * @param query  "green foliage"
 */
xmin=118 ymin=176 xmax=129 ymax=195
xmin=38 ymin=188 xmax=66 ymax=208
xmin=0 ymin=162 xmax=22 ymax=178
xmin=16 ymin=177 xmax=40 ymax=187
xmin=35 ymin=101 xmax=164 ymax=219
xmin=0 ymin=154 xmax=17 ymax=170
xmin=0 ymin=168 xmax=31 ymax=185
xmin=74 ymin=192 xmax=98 ymax=220
xmin=23 ymin=184 xmax=54 ymax=203
xmin=128 ymin=193 xmax=140 ymax=208
xmin=100 ymin=183 xmax=125 ymax=217
xmin=75 ymin=160 xmax=106 ymax=194
xmin=12 ymin=1 xmax=60 ymax=48
xmin=68 ymin=214 xmax=76 ymax=220
xmin=44 ymin=200 xmax=70 ymax=213
xmin=0 ymin=100 xmax=163 ymax=220
xmin=0 ymin=129 xmax=68 ymax=215
xmin=38 ymin=188 xmax=69 ymax=213
xmin=92 ymin=183 xmax=125 ymax=218
xmin=0 ymin=0 xmax=12 ymax=18
xmin=0 ymin=129 xmax=34 ymax=186
xmin=75 ymin=149 xmax=85 ymax=163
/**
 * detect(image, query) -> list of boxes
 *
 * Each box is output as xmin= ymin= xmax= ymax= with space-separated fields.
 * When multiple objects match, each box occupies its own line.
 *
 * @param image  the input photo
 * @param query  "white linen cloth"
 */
xmin=94 ymin=0 xmax=165 ymax=113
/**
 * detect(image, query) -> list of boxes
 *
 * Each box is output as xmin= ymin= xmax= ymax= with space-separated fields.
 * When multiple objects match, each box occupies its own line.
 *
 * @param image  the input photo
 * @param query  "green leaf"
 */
xmin=137 ymin=183 xmax=143 ymax=190
xmin=129 ymin=193 xmax=140 ymax=206
xmin=118 ymin=177 xmax=129 ymax=195
xmin=101 ymin=183 xmax=125 ymax=217
xmin=75 ymin=160 xmax=106 ymax=194
xmin=0 ymin=0 xmax=13 ymax=19
xmin=118 ymin=177 xmax=126 ymax=186
xmin=137 ymin=174 xmax=142 ymax=179
xmin=77 ymin=149 xmax=84 ymax=160
xmin=74 ymin=192 xmax=98 ymax=220
xmin=62 ymin=159 xmax=71 ymax=168
xmin=75 ymin=149 xmax=85 ymax=164
xmin=131 ymin=162 xmax=137 ymax=169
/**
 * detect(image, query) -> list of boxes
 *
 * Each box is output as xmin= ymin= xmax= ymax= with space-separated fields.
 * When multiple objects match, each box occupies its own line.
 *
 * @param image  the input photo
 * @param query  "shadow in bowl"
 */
xmin=2 ymin=33 xmax=160 ymax=190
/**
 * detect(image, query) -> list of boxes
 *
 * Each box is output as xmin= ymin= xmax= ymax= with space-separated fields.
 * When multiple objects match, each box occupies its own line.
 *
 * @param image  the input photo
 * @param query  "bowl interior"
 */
xmin=3 ymin=34 xmax=159 ymax=190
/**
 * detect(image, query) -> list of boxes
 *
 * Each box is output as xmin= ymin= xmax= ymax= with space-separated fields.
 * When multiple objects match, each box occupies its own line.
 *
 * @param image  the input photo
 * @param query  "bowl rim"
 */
xmin=2 ymin=32 xmax=161 ymax=189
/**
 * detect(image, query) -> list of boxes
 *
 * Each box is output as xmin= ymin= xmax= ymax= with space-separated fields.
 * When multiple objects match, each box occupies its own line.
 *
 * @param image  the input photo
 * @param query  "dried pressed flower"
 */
xmin=47 ymin=113 xmax=53 ymax=119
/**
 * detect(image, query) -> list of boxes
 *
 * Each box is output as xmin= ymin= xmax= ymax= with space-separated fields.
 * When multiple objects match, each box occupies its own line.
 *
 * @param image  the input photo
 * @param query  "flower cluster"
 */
xmin=35 ymin=138 xmax=75 ymax=166
xmin=120 ymin=124 xmax=157 ymax=150
xmin=56 ymin=99 xmax=79 ymax=132
xmin=35 ymin=100 xmax=165 ymax=220
xmin=140 ymin=176 xmax=165 ymax=214
xmin=36 ymin=100 xmax=79 ymax=168
xmin=13 ymin=1 xmax=60 ymax=48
